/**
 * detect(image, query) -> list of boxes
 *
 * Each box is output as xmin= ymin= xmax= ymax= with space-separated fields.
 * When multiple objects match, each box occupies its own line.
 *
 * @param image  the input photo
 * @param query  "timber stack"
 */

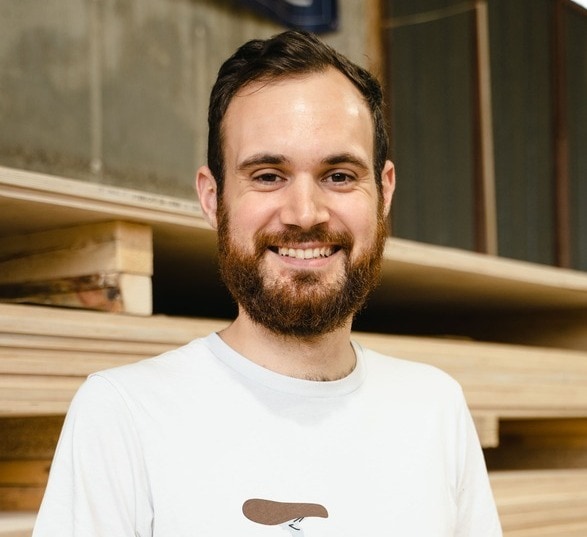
xmin=0 ymin=166 xmax=586 ymax=536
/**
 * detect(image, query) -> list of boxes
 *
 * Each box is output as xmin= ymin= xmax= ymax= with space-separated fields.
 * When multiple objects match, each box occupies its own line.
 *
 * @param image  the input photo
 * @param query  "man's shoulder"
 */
xmin=69 ymin=334 xmax=223 ymax=418
xmin=85 ymin=334 xmax=222 ymax=400
xmin=360 ymin=344 xmax=463 ymax=396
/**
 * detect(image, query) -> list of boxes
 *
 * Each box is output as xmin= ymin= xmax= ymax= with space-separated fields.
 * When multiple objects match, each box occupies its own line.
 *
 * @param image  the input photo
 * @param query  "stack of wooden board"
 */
xmin=0 ymin=417 xmax=63 ymax=513
xmin=2 ymin=167 xmax=587 ymax=535
xmin=2 ymin=302 xmax=587 ymax=444
xmin=0 ymin=221 xmax=153 ymax=316
xmin=0 ymin=303 xmax=226 ymax=417
xmin=491 ymin=470 xmax=587 ymax=536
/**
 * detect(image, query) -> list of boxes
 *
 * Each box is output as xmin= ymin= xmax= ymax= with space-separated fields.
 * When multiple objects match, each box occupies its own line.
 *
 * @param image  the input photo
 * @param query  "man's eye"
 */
xmin=254 ymin=173 xmax=280 ymax=183
xmin=328 ymin=172 xmax=353 ymax=183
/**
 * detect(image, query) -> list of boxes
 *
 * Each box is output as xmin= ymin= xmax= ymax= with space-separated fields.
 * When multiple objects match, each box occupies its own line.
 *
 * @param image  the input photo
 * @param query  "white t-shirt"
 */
xmin=33 ymin=333 xmax=502 ymax=536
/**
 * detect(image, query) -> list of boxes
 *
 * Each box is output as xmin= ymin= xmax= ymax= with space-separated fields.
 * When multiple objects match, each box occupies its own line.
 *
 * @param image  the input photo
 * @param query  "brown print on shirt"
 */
xmin=243 ymin=498 xmax=328 ymax=534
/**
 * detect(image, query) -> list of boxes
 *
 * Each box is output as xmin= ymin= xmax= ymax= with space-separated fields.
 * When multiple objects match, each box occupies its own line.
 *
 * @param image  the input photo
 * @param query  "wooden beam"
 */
xmin=0 ymin=512 xmax=37 ymax=537
xmin=0 ymin=417 xmax=63 ymax=459
xmin=0 ymin=461 xmax=51 ymax=487
xmin=472 ymin=0 xmax=498 ymax=255
xmin=473 ymin=413 xmax=500 ymax=448
xmin=0 ymin=221 xmax=153 ymax=315
xmin=0 ymin=220 xmax=152 ymax=279
xmin=0 ymin=273 xmax=152 ymax=315
xmin=353 ymin=331 xmax=587 ymax=414
xmin=491 ymin=469 xmax=587 ymax=534
xmin=552 ymin=0 xmax=572 ymax=268
xmin=3 ymin=167 xmax=587 ymax=333
xmin=2 ymin=305 xmax=587 ymax=450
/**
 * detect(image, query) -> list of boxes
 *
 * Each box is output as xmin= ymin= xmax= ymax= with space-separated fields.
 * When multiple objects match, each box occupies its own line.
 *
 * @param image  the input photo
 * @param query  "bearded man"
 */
xmin=33 ymin=30 xmax=502 ymax=537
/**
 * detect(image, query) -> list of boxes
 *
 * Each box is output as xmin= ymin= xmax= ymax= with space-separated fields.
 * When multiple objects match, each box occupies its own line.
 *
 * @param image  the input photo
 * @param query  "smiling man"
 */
xmin=197 ymin=65 xmax=394 ymax=380
xmin=33 ymin=31 xmax=502 ymax=536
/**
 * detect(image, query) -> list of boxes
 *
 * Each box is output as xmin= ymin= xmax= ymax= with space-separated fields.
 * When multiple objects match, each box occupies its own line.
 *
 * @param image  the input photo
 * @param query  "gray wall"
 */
xmin=0 ymin=0 xmax=368 ymax=199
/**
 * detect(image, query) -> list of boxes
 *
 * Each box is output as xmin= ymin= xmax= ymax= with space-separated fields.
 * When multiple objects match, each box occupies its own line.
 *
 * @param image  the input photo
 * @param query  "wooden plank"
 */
xmin=0 ymin=376 xmax=82 ymax=404
xmin=0 ymin=402 xmax=70 ymax=418
xmin=0 ymin=221 xmax=152 ymax=283
xmin=0 ymin=167 xmax=204 ymax=233
xmin=0 ymin=461 xmax=51 ymax=487
xmin=491 ymin=469 xmax=587 ymax=535
xmin=0 ymin=512 xmax=36 ymax=537
xmin=1 ymin=305 xmax=587 ymax=434
xmin=0 ymin=417 xmax=63 ymax=459
xmin=353 ymin=331 xmax=587 ymax=413
xmin=0 ymin=220 xmax=152 ymax=270
xmin=0 ymin=348 xmax=148 ymax=376
xmin=0 ymin=303 xmax=227 ymax=344
xmin=377 ymin=238 xmax=587 ymax=313
xmin=0 ymin=221 xmax=153 ymax=315
xmin=0 ymin=273 xmax=152 ymax=316
xmin=472 ymin=413 xmax=500 ymax=448
xmin=473 ymin=0 xmax=498 ymax=254
xmin=0 ymin=332 xmax=174 ymax=355
xmin=3 ymin=167 xmax=587 ymax=324
xmin=0 ymin=487 xmax=44 ymax=512
xmin=505 ymin=522 xmax=587 ymax=537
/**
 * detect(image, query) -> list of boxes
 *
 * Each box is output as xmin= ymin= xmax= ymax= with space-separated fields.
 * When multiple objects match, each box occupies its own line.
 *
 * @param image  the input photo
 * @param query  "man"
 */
xmin=33 ymin=30 xmax=502 ymax=536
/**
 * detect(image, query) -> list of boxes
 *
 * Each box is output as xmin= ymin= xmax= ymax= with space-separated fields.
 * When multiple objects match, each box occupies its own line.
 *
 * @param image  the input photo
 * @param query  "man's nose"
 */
xmin=279 ymin=178 xmax=330 ymax=230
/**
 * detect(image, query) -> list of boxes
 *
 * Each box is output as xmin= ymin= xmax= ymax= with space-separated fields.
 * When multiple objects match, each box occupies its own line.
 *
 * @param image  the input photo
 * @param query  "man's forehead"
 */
xmin=226 ymin=68 xmax=367 ymax=116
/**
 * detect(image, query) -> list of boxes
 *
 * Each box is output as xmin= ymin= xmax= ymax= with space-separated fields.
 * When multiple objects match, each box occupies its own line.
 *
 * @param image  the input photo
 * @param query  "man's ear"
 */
xmin=380 ymin=160 xmax=396 ymax=219
xmin=195 ymin=166 xmax=219 ymax=230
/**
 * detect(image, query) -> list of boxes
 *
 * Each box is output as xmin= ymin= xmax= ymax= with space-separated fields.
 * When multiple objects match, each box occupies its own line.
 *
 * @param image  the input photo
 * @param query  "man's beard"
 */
xmin=216 ymin=205 xmax=387 ymax=338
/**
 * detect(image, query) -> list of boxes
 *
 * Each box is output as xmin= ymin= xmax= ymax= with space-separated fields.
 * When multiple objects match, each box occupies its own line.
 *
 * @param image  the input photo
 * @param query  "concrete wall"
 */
xmin=0 ymin=0 xmax=369 ymax=199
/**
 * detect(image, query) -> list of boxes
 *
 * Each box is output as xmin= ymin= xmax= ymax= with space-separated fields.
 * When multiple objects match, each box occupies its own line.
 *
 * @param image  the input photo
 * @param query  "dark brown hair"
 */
xmin=207 ymin=29 xmax=389 ymax=195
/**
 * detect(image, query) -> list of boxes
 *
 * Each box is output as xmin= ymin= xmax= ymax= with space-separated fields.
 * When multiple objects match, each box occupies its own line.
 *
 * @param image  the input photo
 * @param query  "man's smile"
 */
xmin=273 ymin=245 xmax=337 ymax=259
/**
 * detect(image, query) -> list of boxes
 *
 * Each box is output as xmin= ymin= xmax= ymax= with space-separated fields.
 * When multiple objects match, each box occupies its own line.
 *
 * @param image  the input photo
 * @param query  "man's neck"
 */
xmin=218 ymin=312 xmax=356 ymax=381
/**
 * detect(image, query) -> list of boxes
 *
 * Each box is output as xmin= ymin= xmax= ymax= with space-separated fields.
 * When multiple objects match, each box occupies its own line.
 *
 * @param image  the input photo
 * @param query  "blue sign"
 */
xmin=238 ymin=0 xmax=338 ymax=33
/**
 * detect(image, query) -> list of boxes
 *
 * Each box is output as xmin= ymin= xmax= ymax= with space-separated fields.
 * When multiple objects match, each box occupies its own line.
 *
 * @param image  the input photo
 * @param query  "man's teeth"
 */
xmin=277 ymin=246 xmax=334 ymax=259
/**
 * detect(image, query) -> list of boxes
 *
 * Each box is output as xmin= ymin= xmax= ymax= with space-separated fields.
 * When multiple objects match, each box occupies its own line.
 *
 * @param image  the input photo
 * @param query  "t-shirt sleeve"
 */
xmin=454 ymin=391 xmax=503 ymax=537
xmin=32 ymin=374 xmax=153 ymax=537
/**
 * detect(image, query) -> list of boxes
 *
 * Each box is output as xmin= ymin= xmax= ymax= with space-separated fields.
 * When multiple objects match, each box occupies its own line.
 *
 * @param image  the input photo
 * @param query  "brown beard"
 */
xmin=216 ymin=204 xmax=387 ymax=338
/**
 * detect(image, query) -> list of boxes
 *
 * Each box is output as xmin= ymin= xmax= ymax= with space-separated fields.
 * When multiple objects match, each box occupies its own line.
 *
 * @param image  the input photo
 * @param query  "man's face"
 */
xmin=206 ymin=68 xmax=394 ymax=337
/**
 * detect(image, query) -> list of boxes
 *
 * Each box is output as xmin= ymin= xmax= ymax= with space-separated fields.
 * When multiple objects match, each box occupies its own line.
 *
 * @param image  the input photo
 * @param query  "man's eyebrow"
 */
xmin=237 ymin=153 xmax=290 ymax=171
xmin=322 ymin=153 xmax=370 ymax=170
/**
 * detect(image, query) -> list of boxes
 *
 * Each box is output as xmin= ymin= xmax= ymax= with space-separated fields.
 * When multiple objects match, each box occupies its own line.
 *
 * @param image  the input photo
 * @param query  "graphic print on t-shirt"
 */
xmin=243 ymin=498 xmax=329 ymax=535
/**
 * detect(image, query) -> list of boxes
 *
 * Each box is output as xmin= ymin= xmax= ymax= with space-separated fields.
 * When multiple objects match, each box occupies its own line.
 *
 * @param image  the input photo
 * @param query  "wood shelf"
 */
xmin=2 ymin=166 xmax=587 ymax=348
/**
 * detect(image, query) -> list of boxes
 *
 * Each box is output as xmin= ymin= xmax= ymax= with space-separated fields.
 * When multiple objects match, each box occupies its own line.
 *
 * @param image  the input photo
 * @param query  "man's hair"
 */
xmin=207 ymin=30 xmax=389 ymax=196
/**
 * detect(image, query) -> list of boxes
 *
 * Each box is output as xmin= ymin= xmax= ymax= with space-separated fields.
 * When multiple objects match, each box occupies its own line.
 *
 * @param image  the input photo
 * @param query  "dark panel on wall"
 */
xmin=384 ymin=1 xmax=476 ymax=250
xmin=567 ymin=5 xmax=587 ymax=271
xmin=489 ymin=0 xmax=556 ymax=265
